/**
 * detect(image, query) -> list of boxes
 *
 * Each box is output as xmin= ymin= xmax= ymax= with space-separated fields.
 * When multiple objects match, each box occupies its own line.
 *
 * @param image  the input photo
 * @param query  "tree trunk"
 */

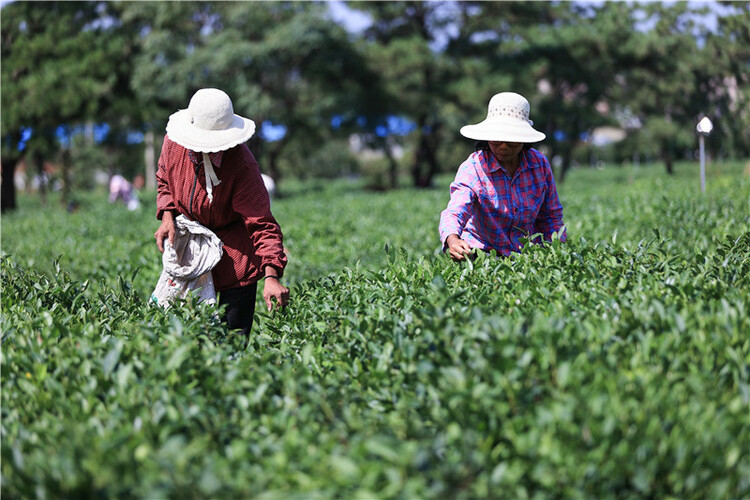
xmin=425 ymin=123 xmax=440 ymax=187
xmin=60 ymin=149 xmax=72 ymax=207
xmin=384 ymin=143 xmax=398 ymax=190
xmin=34 ymin=150 xmax=48 ymax=207
xmin=1 ymin=157 xmax=19 ymax=213
xmin=661 ymin=141 xmax=674 ymax=175
xmin=559 ymin=147 xmax=573 ymax=183
xmin=2 ymin=131 xmax=25 ymax=212
xmin=412 ymin=119 xmax=440 ymax=188
xmin=247 ymin=117 xmax=265 ymax=164
xmin=557 ymin=120 xmax=582 ymax=183
xmin=412 ymin=116 xmax=426 ymax=187
xmin=266 ymin=139 xmax=285 ymax=197
xmin=267 ymin=148 xmax=281 ymax=182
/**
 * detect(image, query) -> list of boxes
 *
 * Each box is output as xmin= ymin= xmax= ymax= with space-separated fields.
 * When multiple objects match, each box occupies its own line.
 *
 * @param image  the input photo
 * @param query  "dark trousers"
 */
xmin=218 ymin=283 xmax=257 ymax=336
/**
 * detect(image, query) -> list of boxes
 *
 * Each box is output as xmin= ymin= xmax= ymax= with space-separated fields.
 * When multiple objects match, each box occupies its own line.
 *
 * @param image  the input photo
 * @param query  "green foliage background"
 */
xmin=2 ymin=161 xmax=750 ymax=498
xmin=3 ymin=0 xmax=749 ymax=205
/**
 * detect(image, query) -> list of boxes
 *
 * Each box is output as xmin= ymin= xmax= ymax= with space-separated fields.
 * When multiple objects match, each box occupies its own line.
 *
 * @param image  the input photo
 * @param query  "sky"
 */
xmin=327 ymin=0 xmax=373 ymax=33
xmin=1 ymin=0 xmax=738 ymax=33
xmin=324 ymin=0 xmax=740 ymax=53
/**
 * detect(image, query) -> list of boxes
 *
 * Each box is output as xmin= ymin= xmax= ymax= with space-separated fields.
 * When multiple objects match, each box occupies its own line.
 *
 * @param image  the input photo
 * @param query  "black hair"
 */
xmin=474 ymin=140 xmax=533 ymax=152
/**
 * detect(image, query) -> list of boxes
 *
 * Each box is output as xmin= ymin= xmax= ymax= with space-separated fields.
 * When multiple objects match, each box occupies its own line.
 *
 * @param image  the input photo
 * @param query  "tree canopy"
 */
xmin=1 ymin=1 xmax=748 ymax=210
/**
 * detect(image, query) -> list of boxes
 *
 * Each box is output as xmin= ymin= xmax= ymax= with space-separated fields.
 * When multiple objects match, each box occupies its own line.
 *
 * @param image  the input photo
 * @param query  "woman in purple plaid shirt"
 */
xmin=439 ymin=92 xmax=566 ymax=260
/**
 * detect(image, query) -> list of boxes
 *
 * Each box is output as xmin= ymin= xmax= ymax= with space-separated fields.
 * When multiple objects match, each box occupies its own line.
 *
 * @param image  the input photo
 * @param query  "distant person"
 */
xmin=109 ymin=174 xmax=140 ymax=211
xmin=154 ymin=88 xmax=289 ymax=337
xmin=439 ymin=92 xmax=566 ymax=260
xmin=261 ymin=173 xmax=276 ymax=199
xmin=133 ymin=174 xmax=145 ymax=191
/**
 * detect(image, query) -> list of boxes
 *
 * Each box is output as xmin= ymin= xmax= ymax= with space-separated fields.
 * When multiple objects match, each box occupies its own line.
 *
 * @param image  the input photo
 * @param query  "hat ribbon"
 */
xmin=202 ymin=153 xmax=221 ymax=203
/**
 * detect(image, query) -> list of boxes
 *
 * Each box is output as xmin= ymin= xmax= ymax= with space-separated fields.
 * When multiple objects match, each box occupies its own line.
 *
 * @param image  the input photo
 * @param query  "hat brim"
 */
xmin=166 ymin=109 xmax=256 ymax=153
xmin=460 ymin=117 xmax=545 ymax=143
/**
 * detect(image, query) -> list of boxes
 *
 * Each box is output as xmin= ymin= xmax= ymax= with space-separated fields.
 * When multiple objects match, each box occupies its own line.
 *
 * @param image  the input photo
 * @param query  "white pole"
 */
xmin=699 ymin=134 xmax=706 ymax=194
xmin=696 ymin=116 xmax=712 ymax=194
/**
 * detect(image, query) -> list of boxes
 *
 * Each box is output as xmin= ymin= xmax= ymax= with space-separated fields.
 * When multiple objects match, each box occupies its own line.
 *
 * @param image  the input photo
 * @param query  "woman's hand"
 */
xmin=262 ymin=274 xmax=289 ymax=311
xmin=446 ymin=234 xmax=474 ymax=261
xmin=155 ymin=211 xmax=176 ymax=253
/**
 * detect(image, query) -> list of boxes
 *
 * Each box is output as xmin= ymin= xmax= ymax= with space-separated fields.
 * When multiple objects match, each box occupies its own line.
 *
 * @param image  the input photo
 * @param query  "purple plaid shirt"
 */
xmin=439 ymin=148 xmax=566 ymax=256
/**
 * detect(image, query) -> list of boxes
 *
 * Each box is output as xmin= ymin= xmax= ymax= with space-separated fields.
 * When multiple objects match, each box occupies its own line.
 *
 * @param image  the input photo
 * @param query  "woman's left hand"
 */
xmin=262 ymin=277 xmax=289 ymax=311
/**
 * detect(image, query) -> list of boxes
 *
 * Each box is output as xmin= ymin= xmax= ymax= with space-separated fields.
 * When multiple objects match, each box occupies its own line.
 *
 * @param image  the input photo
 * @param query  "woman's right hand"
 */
xmin=154 ymin=211 xmax=176 ymax=253
xmin=446 ymin=234 xmax=474 ymax=261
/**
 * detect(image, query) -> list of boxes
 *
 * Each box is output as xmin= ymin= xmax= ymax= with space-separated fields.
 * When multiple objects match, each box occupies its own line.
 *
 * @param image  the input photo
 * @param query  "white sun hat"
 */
xmin=460 ymin=92 xmax=546 ymax=143
xmin=166 ymin=88 xmax=256 ymax=153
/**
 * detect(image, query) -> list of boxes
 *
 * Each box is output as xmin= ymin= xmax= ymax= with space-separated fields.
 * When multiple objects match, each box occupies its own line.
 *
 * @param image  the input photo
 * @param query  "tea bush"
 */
xmin=2 ymin=161 xmax=749 ymax=498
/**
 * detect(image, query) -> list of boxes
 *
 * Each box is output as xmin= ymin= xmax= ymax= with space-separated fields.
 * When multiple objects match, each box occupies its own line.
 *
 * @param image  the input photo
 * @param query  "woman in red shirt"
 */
xmin=154 ymin=88 xmax=289 ymax=336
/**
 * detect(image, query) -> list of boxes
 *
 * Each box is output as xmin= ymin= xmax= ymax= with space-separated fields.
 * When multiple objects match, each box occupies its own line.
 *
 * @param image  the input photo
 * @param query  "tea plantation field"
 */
xmin=2 ymin=161 xmax=749 ymax=498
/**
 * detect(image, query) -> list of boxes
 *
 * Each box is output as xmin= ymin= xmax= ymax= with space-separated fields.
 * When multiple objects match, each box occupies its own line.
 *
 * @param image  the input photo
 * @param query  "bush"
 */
xmin=2 ymin=161 xmax=749 ymax=498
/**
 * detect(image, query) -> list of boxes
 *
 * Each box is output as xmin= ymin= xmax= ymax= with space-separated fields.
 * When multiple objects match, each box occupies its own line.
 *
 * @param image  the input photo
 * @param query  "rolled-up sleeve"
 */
xmin=535 ymin=162 xmax=566 ymax=242
xmin=439 ymin=164 xmax=477 ymax=248
xmin=232 ymin=160 xmax=287 ymax=278
xmin=155 ymin=144 xmax=177 ymax=221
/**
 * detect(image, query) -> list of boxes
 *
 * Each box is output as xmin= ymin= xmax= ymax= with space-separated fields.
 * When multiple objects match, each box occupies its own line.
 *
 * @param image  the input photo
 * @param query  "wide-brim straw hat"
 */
xmin=460 ymin=92 xmax=545 ymax=143
xmin=166 ymin=88 xmax=256 ymax=153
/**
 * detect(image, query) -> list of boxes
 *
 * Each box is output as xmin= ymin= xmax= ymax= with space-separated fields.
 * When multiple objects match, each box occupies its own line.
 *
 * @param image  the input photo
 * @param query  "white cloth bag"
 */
xmin=151 ymin=215 xmax=223 ymax=307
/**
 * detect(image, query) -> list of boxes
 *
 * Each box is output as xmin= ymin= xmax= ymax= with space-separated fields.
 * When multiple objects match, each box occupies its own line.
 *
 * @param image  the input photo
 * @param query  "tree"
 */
xmin=701 ymin=2 xmax=750 ymax=159
xmin=442 ymin=2 xmax=748 ymax=179
xmin=122 ymin=1 xmax=380 ymax=192
xmin=235 ymin=3 xmax=383 ymax=185
xmin=349 ymin=1 xmax=458 ymax=188
xmin=1 ymin=1 xmax=139 ymax=210
xmin=446 ymin=2 xmax=638 ymax=180
xmin=531 ymin=2 xmax=641 ymax=180
xmin=615 ymin=3 xmax=715 ymax=174
xmin=3 ymin=0 xmax=745 ymax=206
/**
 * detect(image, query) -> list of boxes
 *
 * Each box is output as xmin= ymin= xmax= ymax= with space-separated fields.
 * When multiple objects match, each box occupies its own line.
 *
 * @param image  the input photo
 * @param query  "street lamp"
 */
xmin=696 ymin=116 xmax=713 ymax=194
